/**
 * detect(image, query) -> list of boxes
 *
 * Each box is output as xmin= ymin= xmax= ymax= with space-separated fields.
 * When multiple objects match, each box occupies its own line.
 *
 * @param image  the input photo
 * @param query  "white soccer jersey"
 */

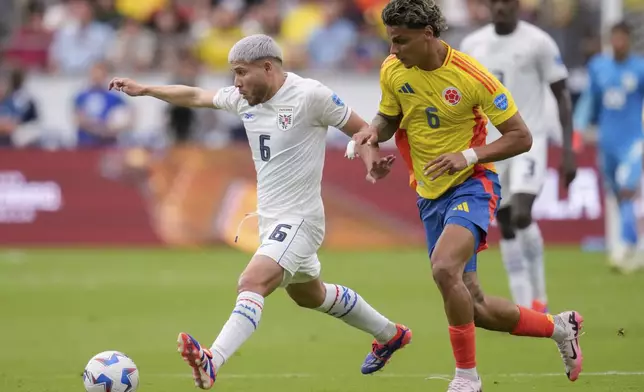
xmin=213 ymin=72 xmax=351 ymax=224
xmin=460 ymin=21 xmax=568 ymax=142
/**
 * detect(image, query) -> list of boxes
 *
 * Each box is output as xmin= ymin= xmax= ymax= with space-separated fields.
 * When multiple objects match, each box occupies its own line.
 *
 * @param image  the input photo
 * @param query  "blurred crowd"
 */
xmin=0 ymin=0 xmax=606 ymax=74
xmin=0 ymin=0 xmax=613 ymax=148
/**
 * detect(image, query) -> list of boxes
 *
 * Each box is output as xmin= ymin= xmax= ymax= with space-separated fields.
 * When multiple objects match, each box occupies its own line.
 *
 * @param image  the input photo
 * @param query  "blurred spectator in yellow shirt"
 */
xmin=196 ymin=5 xmax=243 ymax=71
xmin=116 ymin=0 xmax=167 ymax=22
xmin=281 ymin=0 xmax=324 ymax=45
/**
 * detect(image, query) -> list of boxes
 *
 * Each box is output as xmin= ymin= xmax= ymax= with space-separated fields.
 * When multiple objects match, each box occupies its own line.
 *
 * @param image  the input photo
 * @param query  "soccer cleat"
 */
xmin=553 ymin=311 xmax=584 ymax=381
xmin=532 ymin=300 xmax=548 ymax=314
xmin=177 ymin=332 xmax=217 ymax=389
xmin=361 ymin=324 xmax=412 ymax=374
xmin=447 ymin=376 xmax=482 ymax=391
xmin=609 ymin=246 xmax=641 ymax=274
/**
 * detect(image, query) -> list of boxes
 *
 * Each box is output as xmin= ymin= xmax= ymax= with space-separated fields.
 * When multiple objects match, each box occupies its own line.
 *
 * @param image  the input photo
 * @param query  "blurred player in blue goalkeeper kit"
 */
xmin=574 ymin=22 xmax=644 ymax=272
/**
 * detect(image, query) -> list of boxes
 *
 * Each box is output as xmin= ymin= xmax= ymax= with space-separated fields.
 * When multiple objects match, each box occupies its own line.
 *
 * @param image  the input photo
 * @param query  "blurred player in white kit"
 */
xmin=109 ymin=34 xmax=411 ymax=389
xmin=460 ymin=0 xmax=577 ymax=313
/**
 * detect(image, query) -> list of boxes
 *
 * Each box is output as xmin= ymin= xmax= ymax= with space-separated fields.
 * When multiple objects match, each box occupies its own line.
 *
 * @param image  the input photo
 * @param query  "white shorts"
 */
xmin=254 ymin=216 xmax=324 ymax=287
xmin=497 ymin=135 xmax=548 ymax=208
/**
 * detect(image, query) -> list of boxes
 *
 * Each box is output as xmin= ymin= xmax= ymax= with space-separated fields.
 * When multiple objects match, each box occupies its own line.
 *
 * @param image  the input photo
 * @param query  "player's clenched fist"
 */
xmin=424 ymin=152 xmax=468 ymax=181
xmin=108 ymin=78 xmax=146 ymax=96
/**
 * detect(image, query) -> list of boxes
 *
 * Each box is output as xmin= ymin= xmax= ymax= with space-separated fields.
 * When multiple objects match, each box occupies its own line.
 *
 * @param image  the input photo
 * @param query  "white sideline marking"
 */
xmin=68 ymin=371 xmax=644 ymax=380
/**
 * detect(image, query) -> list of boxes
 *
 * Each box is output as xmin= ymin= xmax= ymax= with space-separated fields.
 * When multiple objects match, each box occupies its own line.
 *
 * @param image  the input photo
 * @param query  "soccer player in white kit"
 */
xmin=109 ymin=34 xmax=411 ymax=389
xmin=460 ymin=0 xmax=577 ymax=313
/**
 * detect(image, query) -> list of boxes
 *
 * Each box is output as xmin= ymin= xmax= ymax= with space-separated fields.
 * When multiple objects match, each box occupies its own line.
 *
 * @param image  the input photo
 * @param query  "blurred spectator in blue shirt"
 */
xmin=49 ymin=0 xmax=114 ymax=75
xmin=307 ymin=0 xmax=358 ymax=70
xmin=74 ymin=61 xmax=133 ymax=148
xmin=0 ymin=73 xmax=20 ymax=148
xmin=8 ymin=69 xmax=39 ymax=126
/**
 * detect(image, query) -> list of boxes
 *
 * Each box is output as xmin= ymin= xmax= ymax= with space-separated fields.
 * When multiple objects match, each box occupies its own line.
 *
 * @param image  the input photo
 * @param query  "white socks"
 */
xmin=551 ymin=314 xmax=569 ymax=343
xmin=210 ymin=291 xmax=264 ymax=369
xmin=517 ymin=223 xmax=547 ymax=305
xmin=500 ymin=238 xmax=532 ymax=307
xmin=456 ymin=367 xmax=479 ymax=382
xmin=208 ymin=284 xmax=397 ymax=371
xmin=316 ymin=283 xmax=397 ymax=344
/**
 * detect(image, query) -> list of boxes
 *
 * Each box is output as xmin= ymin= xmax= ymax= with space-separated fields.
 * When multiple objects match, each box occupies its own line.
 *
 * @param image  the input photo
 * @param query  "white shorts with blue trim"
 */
xmin=255 ymin=216 xmax=323 ymax=287
xmin=496 ymin=135 xmax=548 ymax=207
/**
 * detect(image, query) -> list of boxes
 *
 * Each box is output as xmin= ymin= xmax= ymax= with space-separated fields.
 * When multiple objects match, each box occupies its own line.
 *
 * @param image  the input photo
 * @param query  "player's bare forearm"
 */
xmin=371 ymin=113 xmax=400 ymax=142
xmin=356 ymin=143 xmax=380 ymax=167
xmin=551 ymin=79 xmax=574 ymax=155
xmin=143 ymin=85 xmax=214 ymax=108
xmin=473 ymin=112 xmax=532 ymax=163
xmin=340 ymin=111 xmax=369 ymax=137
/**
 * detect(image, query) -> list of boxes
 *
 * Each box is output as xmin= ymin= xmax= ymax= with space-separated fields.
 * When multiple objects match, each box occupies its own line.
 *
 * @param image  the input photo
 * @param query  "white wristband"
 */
xmin=461 ymin=148 xmax=478 ymax=166
xmin=345 ymin=140 xmax=357 ymax=159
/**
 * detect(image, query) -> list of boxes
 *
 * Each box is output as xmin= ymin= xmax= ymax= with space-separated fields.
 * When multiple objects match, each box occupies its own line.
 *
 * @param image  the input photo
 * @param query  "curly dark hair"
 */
xmin=381 ymin=0 xmax=448 ymax=37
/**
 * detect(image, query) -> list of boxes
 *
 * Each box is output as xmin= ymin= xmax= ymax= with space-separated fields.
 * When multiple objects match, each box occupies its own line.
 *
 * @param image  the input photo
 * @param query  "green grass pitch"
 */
xmin=1 ymin=247 xmax=643 ymax=391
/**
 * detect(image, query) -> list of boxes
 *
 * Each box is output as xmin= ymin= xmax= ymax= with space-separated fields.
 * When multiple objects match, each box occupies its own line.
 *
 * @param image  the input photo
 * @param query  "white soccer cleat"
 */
xmin=447 ymin=376 xmax=482 ymax=392
xmin=620 ymin=250 xmax=644 ymax=274
xmin=608 ymin=246 xmax=644 ymax=274
xmin=553 ymin=311 xmax=584 ymax=381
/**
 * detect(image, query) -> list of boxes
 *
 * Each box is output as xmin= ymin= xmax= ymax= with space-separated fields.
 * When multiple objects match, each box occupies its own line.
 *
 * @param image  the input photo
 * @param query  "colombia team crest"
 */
xmin=442 ymin=87 xmax=462 ymax=106
xmin=277 ymin=107 xmax=294 ymax=130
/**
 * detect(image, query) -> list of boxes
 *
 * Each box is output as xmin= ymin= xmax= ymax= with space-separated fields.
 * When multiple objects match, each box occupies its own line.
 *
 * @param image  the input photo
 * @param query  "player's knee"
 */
xmin=236 ymin=275 xmax=262 ymax=295
xmin=236 ymin=255 xmax=285 ymax=296
xmin=236 ymin=273 xmax=276 ymax=297
xmin=511 ymin=194 xmax=536 ymax=229
xmin=431 ymin=258 xmax=462 ymax=291
xmin=496 ymin=207 xmax=515 ymax=239
xmin=512 ymin=210 xmax=532 ymax=230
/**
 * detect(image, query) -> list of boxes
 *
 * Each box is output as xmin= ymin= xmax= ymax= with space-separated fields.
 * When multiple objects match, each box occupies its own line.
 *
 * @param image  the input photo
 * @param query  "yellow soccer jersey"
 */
xmin=379 ymin=43 xmax=518 ymax=200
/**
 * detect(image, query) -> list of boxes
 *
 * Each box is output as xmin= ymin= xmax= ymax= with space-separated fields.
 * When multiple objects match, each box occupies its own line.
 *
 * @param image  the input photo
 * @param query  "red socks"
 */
xmin=448 ymin=307 xmax=554 ymax=370
xmin=449 ymin=322 xmax=476 ymax=369
xmin=511 ymin=306 xmax=555 ymax=338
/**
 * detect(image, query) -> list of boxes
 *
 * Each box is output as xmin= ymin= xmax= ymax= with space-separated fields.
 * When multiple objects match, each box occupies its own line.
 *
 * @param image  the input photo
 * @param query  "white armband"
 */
xmin=461 ymin=148 xmax=478 ymax=166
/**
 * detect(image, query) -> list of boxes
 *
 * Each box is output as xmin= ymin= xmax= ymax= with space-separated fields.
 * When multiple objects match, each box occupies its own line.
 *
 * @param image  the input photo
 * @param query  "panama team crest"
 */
xmin=442 ymin=87 xmax=461 ymax=106
xmin=277 ymin=107 xmax=294 ymax=130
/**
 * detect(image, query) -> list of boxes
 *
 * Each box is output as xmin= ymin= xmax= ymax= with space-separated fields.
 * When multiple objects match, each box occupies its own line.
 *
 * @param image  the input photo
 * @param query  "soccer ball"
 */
xmin=82 ymin=351 xmax=139 ymax=392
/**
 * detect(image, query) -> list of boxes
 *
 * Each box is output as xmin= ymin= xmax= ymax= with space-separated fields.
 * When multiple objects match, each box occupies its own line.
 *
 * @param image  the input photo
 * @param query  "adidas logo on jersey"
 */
xmin=452 ymin=202 xmax=469 ymax=212
xmin=398 ymin=83 xmax=415 ymax=94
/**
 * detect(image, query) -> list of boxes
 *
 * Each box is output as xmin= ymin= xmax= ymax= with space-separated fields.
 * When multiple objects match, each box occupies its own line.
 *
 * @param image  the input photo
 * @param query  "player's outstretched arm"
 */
xmin=108 ymin=77 xmax=216 ymax=108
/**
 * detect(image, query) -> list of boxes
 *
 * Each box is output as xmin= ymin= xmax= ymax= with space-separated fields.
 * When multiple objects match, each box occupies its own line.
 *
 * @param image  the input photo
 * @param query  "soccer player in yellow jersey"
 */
xmin=353 ymin=1 xmax=584 ymax=391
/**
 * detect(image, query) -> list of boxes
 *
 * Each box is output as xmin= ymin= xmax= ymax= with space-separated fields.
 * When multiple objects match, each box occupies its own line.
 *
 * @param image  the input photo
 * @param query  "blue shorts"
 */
xmin=598 ymin=144 xmax=643 ymax=194
xmin=417 ymin=170 xmax=501 ymax=273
